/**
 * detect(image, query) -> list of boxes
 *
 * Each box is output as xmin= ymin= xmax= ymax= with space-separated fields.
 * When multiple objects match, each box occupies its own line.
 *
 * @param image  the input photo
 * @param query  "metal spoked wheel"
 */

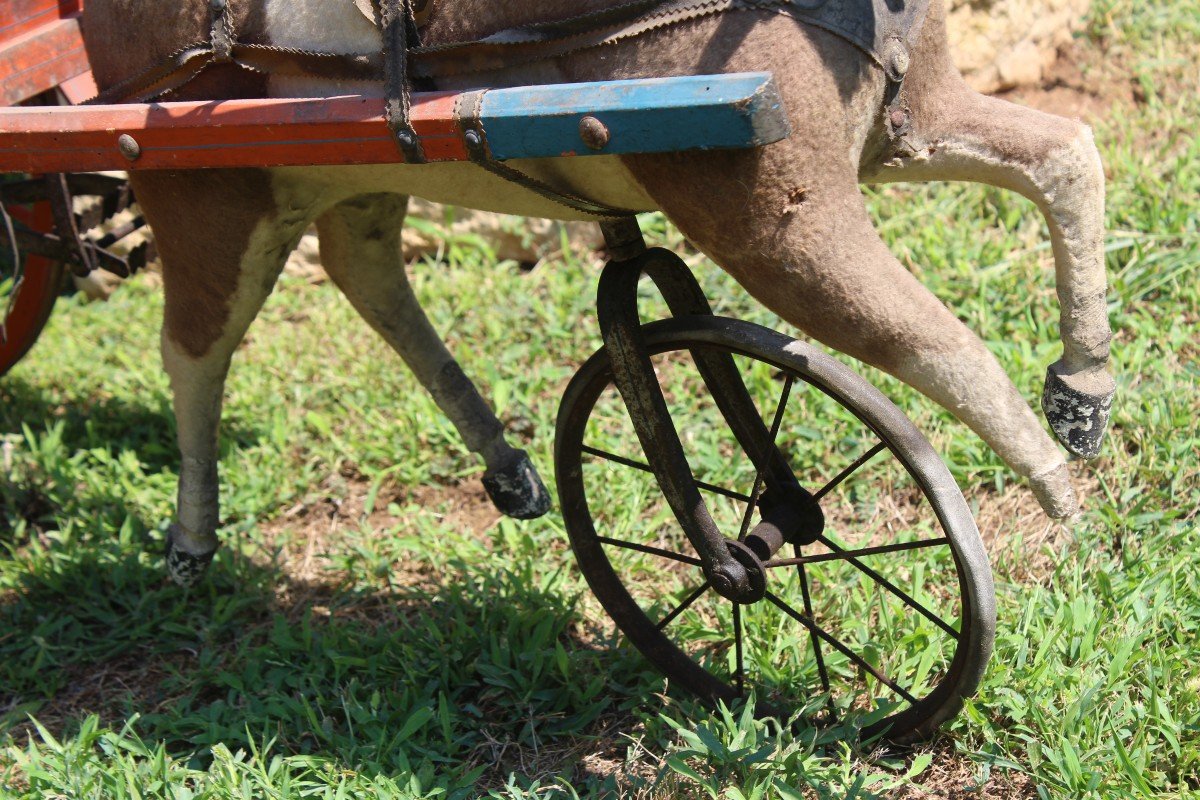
xmin=1 ymin=195 xmax=62 ymax=377
xmin=556 ymin=315 xmax=995 ymax=743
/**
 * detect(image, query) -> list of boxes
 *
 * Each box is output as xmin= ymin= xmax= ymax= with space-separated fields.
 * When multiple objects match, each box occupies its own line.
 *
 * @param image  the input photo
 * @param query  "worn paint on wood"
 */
xmin=0 ymin=73 xmax=789 ymax=172
xmin=0 ymin=10 xmax=89 ymax=105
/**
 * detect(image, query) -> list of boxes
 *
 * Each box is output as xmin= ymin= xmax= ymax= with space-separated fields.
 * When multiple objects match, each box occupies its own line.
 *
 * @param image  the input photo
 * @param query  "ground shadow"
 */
xmin=0 ymin=375 xmax=263 ymax=474
xmin=0 ymin=532 xmax=675 ymax=795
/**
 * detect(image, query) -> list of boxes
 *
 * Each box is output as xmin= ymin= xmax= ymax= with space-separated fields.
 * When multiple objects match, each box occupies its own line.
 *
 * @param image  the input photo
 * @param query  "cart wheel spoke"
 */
xmin=797 ymin=560 xmax=831 ymax=695
xmin=765 ymin=537 xmax=951 ymax=569
xmin=765 ymin=590 xmax=919 ymax=706
xmin=736 ymin=375 xmax=795 ymax=542
xmin=812 ymin=441 xmax=888 ymax=502
xmin=656 ymin=581 xmax=710 ymax=630
xmin=597 ymin=536 xmax=702 ymax=567
xmin=582 ymin=444 xmax=752 ymax=503
xmin=816 ymin=534 xmax=960 ymax=640
xmin=733 ymin=602 xmax=745 ymax=695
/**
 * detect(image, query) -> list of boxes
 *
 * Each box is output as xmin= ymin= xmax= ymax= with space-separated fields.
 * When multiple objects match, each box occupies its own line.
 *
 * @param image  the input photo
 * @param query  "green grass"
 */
xmin=2 ymin=0 xmax=1199 ymax=796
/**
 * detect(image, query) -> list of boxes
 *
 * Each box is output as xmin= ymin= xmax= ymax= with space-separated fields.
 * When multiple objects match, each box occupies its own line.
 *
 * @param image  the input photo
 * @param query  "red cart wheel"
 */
xmin=1 ymin=200 xmax=63 ymax=377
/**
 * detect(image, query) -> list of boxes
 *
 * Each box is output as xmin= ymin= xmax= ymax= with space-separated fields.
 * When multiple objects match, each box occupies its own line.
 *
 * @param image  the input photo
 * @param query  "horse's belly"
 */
xmin=277 ymin=156 xmax=657 ymax=221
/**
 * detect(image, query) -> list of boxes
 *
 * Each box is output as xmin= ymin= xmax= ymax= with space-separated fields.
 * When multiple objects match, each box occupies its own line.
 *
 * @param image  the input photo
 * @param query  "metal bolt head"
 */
xmin=579 ymin=115 xmax=611 ymax=151
xmin=117 ymin=134 xmax=141 ymax=162
xmin=463 ymin=129 xmax=483 ymax=150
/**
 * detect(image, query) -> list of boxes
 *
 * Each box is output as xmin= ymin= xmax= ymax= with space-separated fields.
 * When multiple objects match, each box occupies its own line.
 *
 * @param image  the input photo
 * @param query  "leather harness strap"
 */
xmin=84 ymin=0 xmax=929 ymax=217
xmin=381 ymin=0 xmax=426 ymax=164
xmin=455 ymin=90 xmax=636 ymax=218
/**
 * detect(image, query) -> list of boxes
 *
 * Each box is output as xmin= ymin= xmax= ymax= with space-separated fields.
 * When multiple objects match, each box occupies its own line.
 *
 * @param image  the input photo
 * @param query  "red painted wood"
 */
xmin=56 ymin=66 xmax=95 ymax=104
xmin=0 ymin=13 xmax=90 ymax=105
xmin=0 ymin=1 xmax=82 ymax=48
xmin=0 ymin=92 xmax=471 ymax=172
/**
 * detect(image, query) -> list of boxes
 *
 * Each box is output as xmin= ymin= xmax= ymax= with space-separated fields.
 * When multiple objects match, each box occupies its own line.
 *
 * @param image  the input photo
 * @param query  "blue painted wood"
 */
xmin=477 ymin=72 xmax=790 ymax=160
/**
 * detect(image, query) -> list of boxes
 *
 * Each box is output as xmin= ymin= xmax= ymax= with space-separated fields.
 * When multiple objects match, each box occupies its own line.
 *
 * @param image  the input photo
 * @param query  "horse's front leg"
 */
xmin=133 ymin=169 xmax=316 ymax=586
xmin=864 ymin=61 xmax=1115 ymax=460
xmin=315 ymin=193 xmax=551 ymax=519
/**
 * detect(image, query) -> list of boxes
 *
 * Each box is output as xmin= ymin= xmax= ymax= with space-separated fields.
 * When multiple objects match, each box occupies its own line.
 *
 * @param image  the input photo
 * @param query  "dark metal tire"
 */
xmin=555 ymin=315 xmax=995 ymax=743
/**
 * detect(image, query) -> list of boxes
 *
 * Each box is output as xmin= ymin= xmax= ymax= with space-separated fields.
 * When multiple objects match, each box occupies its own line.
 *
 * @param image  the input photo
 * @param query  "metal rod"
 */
xmin=765 ymin=590 xmax=918 ymax=705
xmin=657 ymin=581 xmax=710 ymax=631
xmin=737 ymin=375 xmax=794 ymax=543
xmin=797 ymin=559 xmax=831 ymax=695
xmin=581 ymin=444 xmax=752 ymax=503
xmin=765 ymin=537 xmax=950 ymax=569
xmin=596 ymin=536 xmax=702 ymax=567
xmin=733 ymin=602 xmax=745 ymax=694
xmin=813 ymin=442 xmax=888 ymax=502
xmin=816 ymin=534 xmax=959 ymax=640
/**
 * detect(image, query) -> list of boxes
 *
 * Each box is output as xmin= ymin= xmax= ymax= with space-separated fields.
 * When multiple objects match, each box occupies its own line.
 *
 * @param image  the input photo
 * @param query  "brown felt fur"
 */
xmin=80 ymin=0 xmax=1112 ymax=522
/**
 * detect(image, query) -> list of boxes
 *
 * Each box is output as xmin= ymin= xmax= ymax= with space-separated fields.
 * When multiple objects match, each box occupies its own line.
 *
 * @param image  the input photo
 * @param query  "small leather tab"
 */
xmin=355 ymin=0 xmax=433 ymax=28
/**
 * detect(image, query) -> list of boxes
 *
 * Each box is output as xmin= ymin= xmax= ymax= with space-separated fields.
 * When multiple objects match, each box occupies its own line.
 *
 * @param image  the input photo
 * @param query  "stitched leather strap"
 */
xmin=455 ymin=90 xmax=635 ymax=218
xmin=381 ymin=0 xmax=426 ymax=163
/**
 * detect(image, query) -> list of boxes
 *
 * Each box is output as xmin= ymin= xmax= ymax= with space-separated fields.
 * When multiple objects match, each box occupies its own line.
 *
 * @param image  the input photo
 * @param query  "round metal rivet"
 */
xmin=117 ymin=134 xmax=141 ymax=162
xmin=579 ymin=115 xmax=611 ymax=151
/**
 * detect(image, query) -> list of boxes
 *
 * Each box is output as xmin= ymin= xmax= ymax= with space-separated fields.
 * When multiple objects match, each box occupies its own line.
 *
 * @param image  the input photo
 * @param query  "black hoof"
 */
xmin=166 ymin=527 xmax=216 ymax=587
xmin=1041 ymin=364 xmax=1115 ymax=460
xmin=483 ymin=450 xmax=552 ymax=519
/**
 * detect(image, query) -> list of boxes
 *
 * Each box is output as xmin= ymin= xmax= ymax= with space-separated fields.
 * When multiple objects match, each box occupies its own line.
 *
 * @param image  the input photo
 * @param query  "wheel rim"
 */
xmin=1 ymin=197 xmax=61 ymax=377
xmin=556 ymin=316 xmax=995 ymax=742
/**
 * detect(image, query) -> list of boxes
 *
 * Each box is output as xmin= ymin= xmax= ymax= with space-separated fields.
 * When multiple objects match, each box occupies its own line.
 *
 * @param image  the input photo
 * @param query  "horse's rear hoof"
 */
xmin=166 ymin=525 xmax=216 ymax=587
xmin=1041 ymin=362 xmax=1116 ymax=460
xmin=483 ymin=450 xmax=552 ymax=519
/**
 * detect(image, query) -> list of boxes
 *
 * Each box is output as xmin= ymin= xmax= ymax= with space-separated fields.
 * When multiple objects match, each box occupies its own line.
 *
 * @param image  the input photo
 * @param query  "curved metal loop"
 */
xmin=594 ymin=229 xmax=805 ymax=600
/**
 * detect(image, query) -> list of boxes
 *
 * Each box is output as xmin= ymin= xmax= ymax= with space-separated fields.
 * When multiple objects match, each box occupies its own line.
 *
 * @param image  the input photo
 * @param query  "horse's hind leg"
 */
xmin=315 ymin=193 xmax=551 ymax=519
xmin=132 ymin=169 xmax=315 ymax=585
xmin=627 ymin=151 xmax=1080 ymax=518
xmin=866 ymin=62 xmax=1115 ymax=460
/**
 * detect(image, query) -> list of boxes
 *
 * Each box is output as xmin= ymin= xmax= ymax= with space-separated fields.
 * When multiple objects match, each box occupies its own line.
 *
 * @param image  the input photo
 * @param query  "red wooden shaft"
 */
xmin=0 ymin=92 xmax=470 ymax=172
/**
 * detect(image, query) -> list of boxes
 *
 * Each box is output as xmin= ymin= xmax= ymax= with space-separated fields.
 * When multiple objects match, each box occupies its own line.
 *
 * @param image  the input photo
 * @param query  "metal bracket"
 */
xmin=594 ymin=224 xmax=806 ymax=602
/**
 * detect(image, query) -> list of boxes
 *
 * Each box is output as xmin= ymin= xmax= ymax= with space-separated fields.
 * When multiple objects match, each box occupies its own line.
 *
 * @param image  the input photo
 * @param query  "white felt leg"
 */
xmin=316 ymin=194 xmax=551 ymax=519
xmin=143 ymin=172 xmax=315 ymax=585
xmin=868 ymin=81 xmax=1115 ymax=458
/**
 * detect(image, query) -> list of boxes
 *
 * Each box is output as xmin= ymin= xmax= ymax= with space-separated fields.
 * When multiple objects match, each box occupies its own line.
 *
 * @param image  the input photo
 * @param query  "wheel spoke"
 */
xmin=581 ymin=445 xmax=752 ymax=503
xmin=817 ymin=534 xmax=960 ymax=640
xmin=765 ymin=590 xmax=919 ymax=706
xmin=657 ymin=581 xmax=710 ymax=630
xmin=733 ymin=602 xmax=745 ymax=694
xmin=765 ymin=537 xmax=950 ymax=569
xmin=797 ymin=560 xmax=830 ymax=695
xmin=597 ymin=536 xmax=702 ymax=567
xmin=813 ymin=442 xmax=888 ymax=502
xmin=736 ymin=375 xmax=795 ymax=542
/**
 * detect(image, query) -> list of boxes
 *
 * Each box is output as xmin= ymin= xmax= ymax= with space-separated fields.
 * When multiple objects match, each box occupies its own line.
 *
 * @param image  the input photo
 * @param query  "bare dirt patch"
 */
xmin=897 ymin=741 xmax=1039 ymax=799
xmin=996 ymin=40 xmax=1136 ymax=121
